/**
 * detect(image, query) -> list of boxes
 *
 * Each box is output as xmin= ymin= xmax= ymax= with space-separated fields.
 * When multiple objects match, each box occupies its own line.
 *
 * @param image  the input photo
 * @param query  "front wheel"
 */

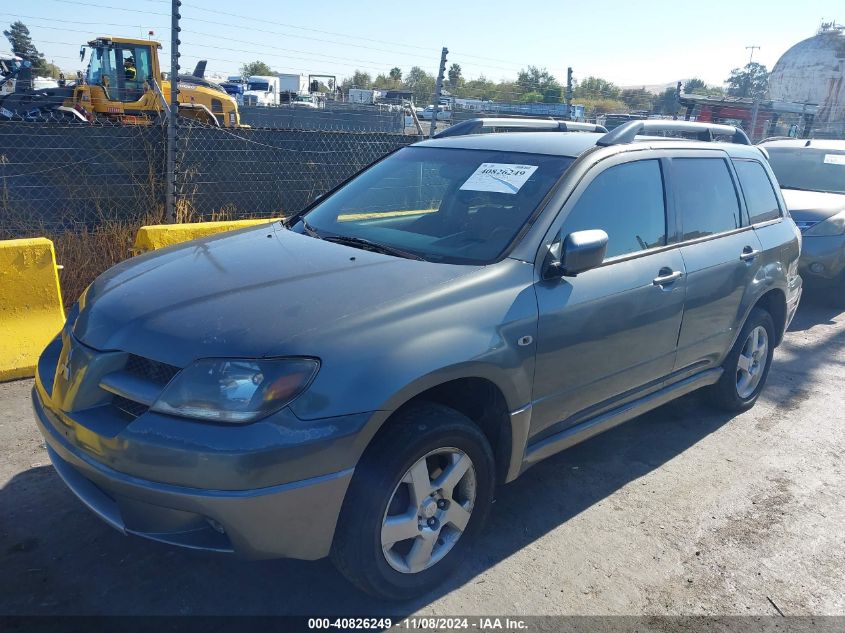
xmin=708 ymin=307 xmax=775 ymax=412
xmin=331 ymin=402 xmax=494 ymax=600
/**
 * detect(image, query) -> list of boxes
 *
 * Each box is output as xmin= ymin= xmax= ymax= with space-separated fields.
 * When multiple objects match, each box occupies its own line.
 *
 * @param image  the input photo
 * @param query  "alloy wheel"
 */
xmin=381 ymin=448 xmax=476 ymax=574
xmin=736 ymin=325 xmax=769 ymax=399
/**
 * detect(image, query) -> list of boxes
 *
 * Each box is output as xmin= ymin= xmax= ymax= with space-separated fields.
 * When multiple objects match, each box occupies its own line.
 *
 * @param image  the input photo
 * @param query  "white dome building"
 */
xmin=768 ymin=23 xmax=845 ymax=134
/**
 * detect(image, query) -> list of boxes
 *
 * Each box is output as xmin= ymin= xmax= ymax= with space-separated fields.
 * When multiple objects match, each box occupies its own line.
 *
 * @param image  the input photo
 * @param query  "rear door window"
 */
xmin=732 ymin=160 xmax=782 ymax=224
xmin=673 ymin=158 xmax=742 ymax=240
xmin=561 ymin=159 xmax=667 ymax=259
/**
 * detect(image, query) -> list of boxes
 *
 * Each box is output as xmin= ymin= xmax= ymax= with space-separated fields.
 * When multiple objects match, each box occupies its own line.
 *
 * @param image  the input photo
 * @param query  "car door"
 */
xmin=671 ymin=153 xmax=765 ymax=373
xmin=531 ymin=156 xmax=686 ymax=439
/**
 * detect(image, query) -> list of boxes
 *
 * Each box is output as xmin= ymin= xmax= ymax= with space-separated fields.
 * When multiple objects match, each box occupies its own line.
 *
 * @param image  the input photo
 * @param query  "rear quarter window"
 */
xmin=673 ymin=158 xmax=741 ymax=240
xmin=733 ymin=159 xmax=781 ymax=224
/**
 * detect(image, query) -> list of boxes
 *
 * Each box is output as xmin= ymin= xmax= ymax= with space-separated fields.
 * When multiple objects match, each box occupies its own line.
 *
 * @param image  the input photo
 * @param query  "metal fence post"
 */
xmin=166 ymin=0 xmax=181 ymax=223
xmin=429 ymin=47 xmax=448 ymax=139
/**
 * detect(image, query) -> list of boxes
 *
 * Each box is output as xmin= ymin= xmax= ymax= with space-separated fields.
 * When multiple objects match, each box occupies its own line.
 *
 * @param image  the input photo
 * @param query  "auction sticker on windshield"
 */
xmin=460 ymin=163 xmax=538 ymax=194
xmin=823 ymin=154 xmax=845 ymax=166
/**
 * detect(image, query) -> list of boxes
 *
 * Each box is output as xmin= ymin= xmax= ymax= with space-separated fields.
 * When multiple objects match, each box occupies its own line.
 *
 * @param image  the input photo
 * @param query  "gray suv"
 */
xmin=32 ymin=121 xmax=802 ymax=600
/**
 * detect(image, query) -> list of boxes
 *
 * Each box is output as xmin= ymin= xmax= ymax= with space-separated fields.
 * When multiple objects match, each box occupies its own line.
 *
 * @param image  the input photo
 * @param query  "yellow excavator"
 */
xmin=1 ymin=36 xmax=242 ymax=127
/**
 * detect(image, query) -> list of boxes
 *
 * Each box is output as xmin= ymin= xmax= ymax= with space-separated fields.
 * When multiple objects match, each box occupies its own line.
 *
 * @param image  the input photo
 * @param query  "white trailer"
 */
xmin=348 ymin=88 xmax=384 ymax=104
xmin=277 ymin=73 xmax=308 ymax=96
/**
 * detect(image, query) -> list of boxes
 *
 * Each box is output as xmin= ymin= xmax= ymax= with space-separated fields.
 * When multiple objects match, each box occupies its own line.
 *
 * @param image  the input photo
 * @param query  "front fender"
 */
xmin=289 ymin=261 xmax=539 ymax=421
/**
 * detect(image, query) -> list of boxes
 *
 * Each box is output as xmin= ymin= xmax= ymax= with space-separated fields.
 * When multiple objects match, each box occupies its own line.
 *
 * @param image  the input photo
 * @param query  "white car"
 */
xmin=291 ymin=94 xmax=320 ymax=109
xmin=419 ymin=105 xmax=452 ymax=121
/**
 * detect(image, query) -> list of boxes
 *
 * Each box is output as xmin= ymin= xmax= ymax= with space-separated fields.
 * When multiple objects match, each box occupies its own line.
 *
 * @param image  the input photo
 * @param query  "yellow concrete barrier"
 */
xmin=0 ymin=238 xmax=66 ymax=382
xmin=133 ymin=218 xmax=281 ymax=254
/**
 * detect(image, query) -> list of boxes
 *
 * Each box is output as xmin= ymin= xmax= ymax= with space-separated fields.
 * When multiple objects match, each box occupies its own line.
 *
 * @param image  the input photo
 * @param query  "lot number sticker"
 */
xmin=823 ymin=154 xmax=845 ymax=166
xmin=460 ymin=163 xmax=539 ymax=194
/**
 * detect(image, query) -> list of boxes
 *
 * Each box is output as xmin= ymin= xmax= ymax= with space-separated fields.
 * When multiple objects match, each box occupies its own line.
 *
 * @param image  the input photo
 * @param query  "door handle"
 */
xmin=740 ymin=247 xmax=760 ymax=261
xmin=653 ymin=270 xmax=683 ymax=286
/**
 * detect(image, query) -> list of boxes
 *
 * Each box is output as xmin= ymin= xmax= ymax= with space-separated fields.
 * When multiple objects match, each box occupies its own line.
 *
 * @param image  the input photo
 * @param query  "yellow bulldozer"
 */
xmin=0 ymin=36 xmax=242 ymax=127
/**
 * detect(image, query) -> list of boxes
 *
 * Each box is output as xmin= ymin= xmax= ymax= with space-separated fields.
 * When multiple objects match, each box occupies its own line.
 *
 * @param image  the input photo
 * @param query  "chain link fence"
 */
xmin=0 ymin=114 xmax=416 ymax=239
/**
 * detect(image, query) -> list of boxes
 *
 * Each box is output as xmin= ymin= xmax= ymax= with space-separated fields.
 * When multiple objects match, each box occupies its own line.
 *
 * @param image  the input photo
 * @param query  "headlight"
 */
xmin=804 ymin=210 xmax=845 ymax=236
xmin=151 ymin=358 xmax=319 ymax=424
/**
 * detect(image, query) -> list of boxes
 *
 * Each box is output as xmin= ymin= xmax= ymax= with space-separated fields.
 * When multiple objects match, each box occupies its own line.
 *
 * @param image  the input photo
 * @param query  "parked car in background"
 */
xmin=291 ymin=94 xmax=320 ymax=108
xmin=419 ymin=104 xmax=452 ymax=121
xmin=760 ymin=138 xmax=845 ymax=302
xmin=33 ymin=121 xmax=800 ymax=601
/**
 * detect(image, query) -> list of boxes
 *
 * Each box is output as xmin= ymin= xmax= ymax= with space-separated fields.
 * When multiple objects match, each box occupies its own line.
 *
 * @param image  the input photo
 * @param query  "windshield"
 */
xmin=247 ymin=81 xmax=269 ymax=91
xmin=86 ymin=46 xmax=116 ymax=87
xmin=766 ymin=147 xmax=845 ymax=194
xmin=298 ymin=146 xmax=573 ymax=264
xmin=296 ymin=95 xmax=311 ymax=101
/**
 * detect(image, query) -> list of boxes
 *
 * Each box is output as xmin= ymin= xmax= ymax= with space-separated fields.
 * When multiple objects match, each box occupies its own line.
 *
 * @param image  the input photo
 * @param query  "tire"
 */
xmin=331 ymin=402 xmax=495 ymax=600
xmin=708 ymin=307 xmax=775 ymax=412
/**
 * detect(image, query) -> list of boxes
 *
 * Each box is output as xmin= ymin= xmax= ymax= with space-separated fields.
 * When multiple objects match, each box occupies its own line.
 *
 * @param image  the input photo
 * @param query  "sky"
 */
xmin=2 ymin=0 xmax=842 ymax=93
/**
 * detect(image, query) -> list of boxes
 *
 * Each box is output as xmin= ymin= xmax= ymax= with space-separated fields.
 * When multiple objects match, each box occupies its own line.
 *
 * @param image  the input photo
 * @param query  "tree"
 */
xmin=580 ymin=97 xmax=628 ymax=116
xmin=573 ymin=76 xmax=621 ymax=101
xmin=448 ymin=63 xmax=462 ymax=89
xmin=389 ymin=67 xmax=402 ymax=82
xmin=519 ymin=92 xmax=543 ymax=103
xmin=404 ymin=66 xmax=435 ymax=104
xmin=4 ymin=21 xmax=48 ymax=74
xmin=517 ymin=66 xmax=561 ymax=102
xmin=240 ymin=60 xmax=273 ymax=78
xmin=620 ymin=87 xmax=654 ymax=111
xmin=453 ymin=74 xmax=497 ymax=100
xmin=684 ymin=78 xmax=707 ymax=94
xmin=654 ymin=86 xmax=680 ymax=115
xmin=350 ymin=70 xmax=372 ymax=88
xmin=725 ymin=62 xmax=769 ymax=99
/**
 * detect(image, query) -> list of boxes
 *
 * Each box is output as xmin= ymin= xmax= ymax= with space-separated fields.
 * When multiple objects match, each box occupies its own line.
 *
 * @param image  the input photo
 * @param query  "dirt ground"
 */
xmin=1 ymin=292 xmax=843 ymax=617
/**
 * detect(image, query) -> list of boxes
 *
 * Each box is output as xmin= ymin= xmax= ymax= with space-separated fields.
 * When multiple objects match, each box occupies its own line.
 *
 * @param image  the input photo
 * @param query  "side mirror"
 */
xmin=546 ymin=229 xmax=609 ymax=278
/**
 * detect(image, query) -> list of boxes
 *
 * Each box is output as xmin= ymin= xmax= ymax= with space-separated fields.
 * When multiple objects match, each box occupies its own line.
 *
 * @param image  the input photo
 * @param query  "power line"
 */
xmin=42 ymin=0 xmax=530 ymax=72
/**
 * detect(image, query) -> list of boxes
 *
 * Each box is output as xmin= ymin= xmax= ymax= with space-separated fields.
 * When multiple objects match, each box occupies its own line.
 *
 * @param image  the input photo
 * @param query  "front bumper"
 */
xmin=798 ymin=235 xmax=845 ymax=283
xmin=33 ymin=387 xmax=354 ymax=559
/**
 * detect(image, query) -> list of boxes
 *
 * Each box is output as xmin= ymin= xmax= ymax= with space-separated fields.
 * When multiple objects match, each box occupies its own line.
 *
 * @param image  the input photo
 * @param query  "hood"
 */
xmin=781 ymin=188 xmax=845 ymax=222
xmin=73 ymin=224 xmax=476 ymax=367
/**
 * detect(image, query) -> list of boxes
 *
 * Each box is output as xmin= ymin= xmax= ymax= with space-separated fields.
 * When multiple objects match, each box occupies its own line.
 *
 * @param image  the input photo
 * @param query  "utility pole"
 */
xmin=749 ymin=97 xmax=760 ymax=143
xmin=166 ymin=0 xmax=181 ymax=223
xmin=429 ymin=47 xmax=448 ymax=139
xmin=565 ymin=67 xmax=573 ymax=121
xmin=745 ymin=45 xmax=760 ymax=64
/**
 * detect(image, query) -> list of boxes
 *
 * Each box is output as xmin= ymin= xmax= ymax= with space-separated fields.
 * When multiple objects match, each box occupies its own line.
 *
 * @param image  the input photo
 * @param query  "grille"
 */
xmin=112 ymin=395 xmax=149 ymax=418
xmin=124 ymin=354 xmax=180 ymax=387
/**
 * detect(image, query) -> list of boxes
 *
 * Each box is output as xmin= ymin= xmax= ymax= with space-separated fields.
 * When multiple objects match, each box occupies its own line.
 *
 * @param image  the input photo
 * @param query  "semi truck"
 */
xmin=244 ymin=75 xmax=280 ymax=106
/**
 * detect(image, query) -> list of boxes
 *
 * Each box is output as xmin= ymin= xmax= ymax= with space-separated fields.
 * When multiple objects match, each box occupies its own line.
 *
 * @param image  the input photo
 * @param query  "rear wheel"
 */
xmin=331 ymin=402 xmax=494 ymax=600
xmin=708 ymin=307 xmax=775 ymax=412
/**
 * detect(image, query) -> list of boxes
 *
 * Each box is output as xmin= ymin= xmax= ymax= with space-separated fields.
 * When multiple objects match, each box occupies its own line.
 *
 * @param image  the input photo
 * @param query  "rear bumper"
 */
xmin=33 ymin=388 xmax=353 ymax=560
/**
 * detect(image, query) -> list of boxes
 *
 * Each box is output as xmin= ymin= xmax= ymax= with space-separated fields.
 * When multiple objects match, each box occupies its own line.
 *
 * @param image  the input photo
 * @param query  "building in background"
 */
xmin=768 ymin=22 xmax=845 ymax=138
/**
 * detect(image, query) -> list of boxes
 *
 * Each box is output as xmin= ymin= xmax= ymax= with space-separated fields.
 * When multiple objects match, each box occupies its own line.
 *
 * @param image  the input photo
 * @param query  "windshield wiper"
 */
xmin=323 ymin=235 xmax=424 ymax=260
xmin=301 ymin=219 xmax=323 ymax=239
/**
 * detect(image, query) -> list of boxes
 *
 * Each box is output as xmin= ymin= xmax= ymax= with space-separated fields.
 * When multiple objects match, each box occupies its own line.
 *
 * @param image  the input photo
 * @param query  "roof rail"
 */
xmin=434 ymin=118 xmax=607 ymax=139
xmin=596 ymin=120 xmax=751 ymax=147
